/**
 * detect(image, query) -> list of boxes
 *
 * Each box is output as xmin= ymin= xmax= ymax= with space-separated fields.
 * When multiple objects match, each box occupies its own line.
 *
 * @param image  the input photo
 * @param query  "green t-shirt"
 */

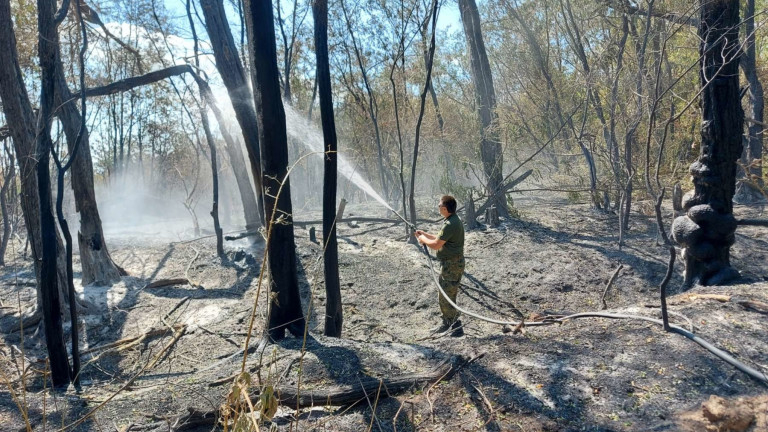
xmin=436 ymin=213 xmax=464 ymax=260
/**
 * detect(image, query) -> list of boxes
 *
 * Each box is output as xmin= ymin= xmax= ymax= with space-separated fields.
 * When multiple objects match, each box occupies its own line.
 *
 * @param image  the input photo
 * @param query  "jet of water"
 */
xmin=283 ymin=104 xmax=395 ymax=213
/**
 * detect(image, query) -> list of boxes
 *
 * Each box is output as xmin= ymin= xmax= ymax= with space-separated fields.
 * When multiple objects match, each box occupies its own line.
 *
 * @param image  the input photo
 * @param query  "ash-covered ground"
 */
xmin=1 ymin=195 xmax=767 ymax=431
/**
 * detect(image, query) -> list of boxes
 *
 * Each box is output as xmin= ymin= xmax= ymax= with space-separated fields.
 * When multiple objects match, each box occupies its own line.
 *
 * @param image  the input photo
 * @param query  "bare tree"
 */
xmin=408 ymin=0 xmax=439 ymax=228
xmin=340 ymin=0 xmax=389 ymax=201
xmin=199 ymin=0 xmax=266 ymax=231
xmin=458 ymin=0 xmax=507 ymax=221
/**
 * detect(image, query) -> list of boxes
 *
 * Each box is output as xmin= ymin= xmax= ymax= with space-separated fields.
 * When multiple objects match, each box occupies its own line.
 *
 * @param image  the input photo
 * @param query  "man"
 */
xmin=415 ymin=195 xmax=465 ymax=337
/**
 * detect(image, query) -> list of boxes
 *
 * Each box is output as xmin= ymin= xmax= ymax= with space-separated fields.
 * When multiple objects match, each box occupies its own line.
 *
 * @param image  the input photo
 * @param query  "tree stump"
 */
xmin=309 ymin=227 xmax=317 ymax=243
xmin=465 ymin=193 xmax=479 ymax=229
xmin=673 ymin=182 xmax=683 ymax=216
xmin=486 ymin=205 xmax=499 ymax=227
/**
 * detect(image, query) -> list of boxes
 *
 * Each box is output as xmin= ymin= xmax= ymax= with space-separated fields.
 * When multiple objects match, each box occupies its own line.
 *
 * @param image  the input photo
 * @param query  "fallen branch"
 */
xmin=600 ymin=265 xmax=624 ymax=310
xmin=271 ymin=354 xmax=466 ymax=408
xmin=142 ymin=278 xmax=190 ymax=290
xmin=474 ymin=169 xmax=534 ymax=217
xmin=670 ymin=293 xmax=768 ymax=315
xmin=737 ymin=219 xmax=768 ymax=227
xmin=147 ymin=325 xmax=187 ymax=369
xmin=80 ymin=325 xmax=184 ymax=356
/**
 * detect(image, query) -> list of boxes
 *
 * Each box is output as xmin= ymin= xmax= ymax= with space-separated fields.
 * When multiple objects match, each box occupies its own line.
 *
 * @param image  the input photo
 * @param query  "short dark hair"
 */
xmin=440 ymin=195 xmax=457 ymax=213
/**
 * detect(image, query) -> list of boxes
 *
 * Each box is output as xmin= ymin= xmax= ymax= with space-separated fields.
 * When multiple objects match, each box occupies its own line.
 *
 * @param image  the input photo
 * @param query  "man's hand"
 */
xmin=415 ymin=230 xmax=424 ymax=236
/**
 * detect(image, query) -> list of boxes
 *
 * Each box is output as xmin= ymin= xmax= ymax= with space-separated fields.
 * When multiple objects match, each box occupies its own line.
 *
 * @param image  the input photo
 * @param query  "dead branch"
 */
xmin=78 ymin=0 xmax=145 ymax=72
xmin=80 ymin=325 xmax=185 ymax=355
xmin=147 ymin=325 xmax=187 ymax=369
xmin=142 ymin=278 xmax=190 ymax=290
xmin=85 ymin=65 xmax=193 ymax=97
xmin=272 ymin=354 xmax=465 ymax=408
xmin=600 ymin=264 xmax=624 ymax=310
xmin=474 ymin=169 xmax=533 ymax=217
xmin=670 ymin=293 xmax=768 ymax=315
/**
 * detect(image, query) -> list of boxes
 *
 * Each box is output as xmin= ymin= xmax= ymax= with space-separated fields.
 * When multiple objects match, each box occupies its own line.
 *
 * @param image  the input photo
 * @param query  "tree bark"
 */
xmin=0 ymin=0 xmax=69 ymax=310
xmin=672 ymin=0 xmax=743 ymax=286
xmin=37 ymin=0 xmax=71 ymax=387
xmin=458 ymin=0 xmax=507 ymax=220
xmin=313 ymin=0 xmax=343 ymax=338
xmin=200 ymin=0 xmax=265 ymax=230
xmin=244 ymin=0 xmax=306 ymax=340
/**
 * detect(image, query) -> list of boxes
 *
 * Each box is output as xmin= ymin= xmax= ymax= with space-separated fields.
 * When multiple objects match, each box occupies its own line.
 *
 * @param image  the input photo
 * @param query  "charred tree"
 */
xmin=41 ymin=0 xmax=123 ymax=287
xmin=49 ymin=0 xmax=91 ymax=386
xmin=458 ymin=0 xmax=507 ymax=221
xmin=199 ymin=0 xmax=265 ymax=231
xmin=313 ymin=0 xmax=342 ymax=337
xmin=244 ymin=0 xmax=306 ymax=340
xmin=187 ymin=0 xmax=223 ymax=255
xmin=37 ymin=0 xmax=72 ymax=387
xmin=672 ymin=0 xmax=743 ymax=286
xmin=408 ymin=0 xmax=439 ymax=229
xmin=0 ymin=0 xmax=70 ymax=318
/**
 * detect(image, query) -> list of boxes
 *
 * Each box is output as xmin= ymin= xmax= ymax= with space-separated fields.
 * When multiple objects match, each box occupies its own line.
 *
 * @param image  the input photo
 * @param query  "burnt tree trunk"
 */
xmin=672 ymin=0 xmax=743 ymax=286
xmin=200 ymin=0 xmax=265 ymax=230
xmin=37 ymin=0 xmax=71 ymax=387
xmin=458 ymin=0 xmax=507 ymax=220
xmin=409 ymin=0 xmax=439 ymax=229
xmin=0 ymin=0 xmax=69 ymax=312
xmin=53 ymin=50 xmax=122 ymax=286
xmin=244 ymin=0 xmax=306 ymax=340
xmin=313 ymin=0 xmax=342 ymax=337
xmin=187 ymin=0 xmax=223 ymax=256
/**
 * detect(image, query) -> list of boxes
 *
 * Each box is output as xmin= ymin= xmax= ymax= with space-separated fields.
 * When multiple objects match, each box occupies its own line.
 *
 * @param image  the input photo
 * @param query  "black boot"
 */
xmin=450 ymin=320 xmax=464 ymax=337
xmin=430 ymin=319 xmax=451 ymax=334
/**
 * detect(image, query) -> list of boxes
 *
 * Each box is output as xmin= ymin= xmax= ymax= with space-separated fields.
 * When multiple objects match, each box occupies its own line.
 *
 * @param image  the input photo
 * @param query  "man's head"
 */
xmin=439 ymin=195 xmax=457 ymax=217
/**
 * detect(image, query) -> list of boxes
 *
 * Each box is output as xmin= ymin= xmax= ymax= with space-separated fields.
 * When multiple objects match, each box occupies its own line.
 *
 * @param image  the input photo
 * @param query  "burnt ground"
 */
xmin=0 ymin=195 xmax=767 ymax=431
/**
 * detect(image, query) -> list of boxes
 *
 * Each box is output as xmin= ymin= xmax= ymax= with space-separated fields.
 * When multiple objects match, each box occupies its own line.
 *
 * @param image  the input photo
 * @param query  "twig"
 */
xmin=162 ymin=297 xmax=191 ymax=327
xmin=185 ymin=247 xmax=201 ymax=288
xmin=147 ymin=325 xmax=187 ymax=370
xmin=486 ymin=229 xmax=509 ymax=248
xmin=600 ymin=264 xmax=624 ymax=310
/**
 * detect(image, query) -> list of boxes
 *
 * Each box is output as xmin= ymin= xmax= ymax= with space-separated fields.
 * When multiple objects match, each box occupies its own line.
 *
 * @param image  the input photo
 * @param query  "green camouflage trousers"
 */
xmin=438 ymin=256 xmax=465 ymax=322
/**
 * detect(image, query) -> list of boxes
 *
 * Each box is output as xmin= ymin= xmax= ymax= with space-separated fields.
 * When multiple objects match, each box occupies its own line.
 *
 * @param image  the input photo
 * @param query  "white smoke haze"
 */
xmin=92 ymin=159 xmax=246 ymax=244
